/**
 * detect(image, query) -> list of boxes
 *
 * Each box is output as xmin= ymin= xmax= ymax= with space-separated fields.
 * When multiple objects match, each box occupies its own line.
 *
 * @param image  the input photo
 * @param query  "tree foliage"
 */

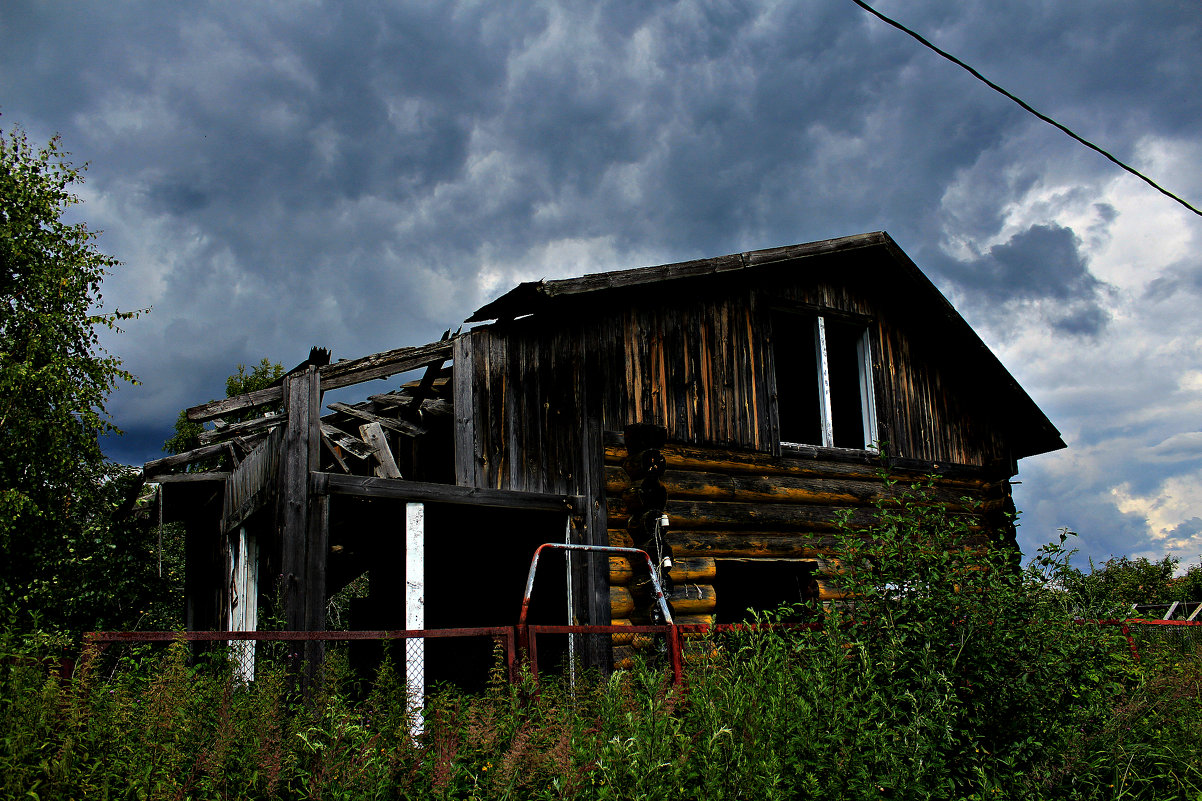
xmin=1064 ymin=553 xmax=1202 ymax=610
xmin=162 ymin=357 xmax=284 ymax=457
xmin=0 ymin=126 xmax=140 ymax=630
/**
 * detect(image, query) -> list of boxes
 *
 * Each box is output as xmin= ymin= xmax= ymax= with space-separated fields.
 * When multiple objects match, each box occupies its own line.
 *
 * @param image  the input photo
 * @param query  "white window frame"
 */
xmin=781 ymin=314 xmax=878 ymax=452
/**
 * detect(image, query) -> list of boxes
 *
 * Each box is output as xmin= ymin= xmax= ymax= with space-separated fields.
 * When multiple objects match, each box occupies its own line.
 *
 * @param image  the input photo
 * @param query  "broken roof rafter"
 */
xmin=186 ymin=338 xmax=455 ymax=423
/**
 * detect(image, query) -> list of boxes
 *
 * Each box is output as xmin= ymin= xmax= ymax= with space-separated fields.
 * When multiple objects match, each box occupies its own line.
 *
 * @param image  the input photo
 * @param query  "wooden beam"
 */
xmin=359 ymin=421 xmax=402 ymax=478
xmin=368 ymin=395 xmax=453 ymax=417
xmin=187 ymin=385 xmax=284 ymax=423
xmin=143 ymin=443 xmax=228 ymax=477
xmin=326 ymin=402 xmax=426 ymax=437
xmin=320 ymin=431 xmax=351 ymax=473
xmin=319 ymin=339 xmax=454 ymax=392
xmin=405 ymin=358 xmax=448 ymax=416
xmin=312 ymin=472 xmax=582 ymax=514
xmin=198 ymin=412 xmax=284 ymax=445
xmin=320 ymin=424 xmax=374 ymax=461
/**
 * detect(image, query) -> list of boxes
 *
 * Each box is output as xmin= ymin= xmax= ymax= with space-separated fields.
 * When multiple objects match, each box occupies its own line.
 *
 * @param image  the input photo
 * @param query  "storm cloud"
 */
xmin=3 ymin=0 xmax=1202 ymax=569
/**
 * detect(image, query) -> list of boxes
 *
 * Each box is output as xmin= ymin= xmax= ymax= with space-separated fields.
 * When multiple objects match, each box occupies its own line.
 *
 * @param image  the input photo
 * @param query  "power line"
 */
xmin=849 ymin=0 xmax=1202 ymax=218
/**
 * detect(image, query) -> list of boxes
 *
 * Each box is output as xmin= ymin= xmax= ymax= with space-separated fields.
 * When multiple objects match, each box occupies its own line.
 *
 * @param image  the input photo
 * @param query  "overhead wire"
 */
xmin=849 ymin=0 xmax=1202 ymax=218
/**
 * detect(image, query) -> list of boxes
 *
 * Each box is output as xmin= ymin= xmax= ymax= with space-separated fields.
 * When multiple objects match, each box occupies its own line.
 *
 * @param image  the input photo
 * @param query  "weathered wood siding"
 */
xmin=456 ymin=263 xmax=1016 ymax=476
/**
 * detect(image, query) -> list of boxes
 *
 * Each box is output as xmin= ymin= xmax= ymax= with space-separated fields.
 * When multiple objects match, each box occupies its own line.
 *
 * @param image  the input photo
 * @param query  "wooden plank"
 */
xmin=143 ymin=442 xmax=229 ymax=477
xmin=326 ymin=402 xmax=426 ymax=437
xmin=370 ymin=395 xmax=453 ymax=417
xmin=359 ymin=422 xmax=402 ymax=479
xmin=303 ymin=493 xmax=330 ymax=658
xmin=186 ymin=384 xmax=284 ymax=423
xmin=312 ymin=472 xmax=583 ymax=514
xmin=452 ymin=336 xmax=479 ymax=487
xmin=320 ymin=424 xmax=374 ymax=461
xmin=198 ymin=412 xmax=284 ymax=445
xmin=321 ymin=431 xmax=350 ymax=474
xmin=319 ymin=339 xmax=454 ymax=392
xmin=221 ymin=427 xmax=283 ymax=533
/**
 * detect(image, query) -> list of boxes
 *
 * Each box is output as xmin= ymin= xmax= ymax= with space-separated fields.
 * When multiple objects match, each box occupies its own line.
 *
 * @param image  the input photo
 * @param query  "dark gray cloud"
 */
xmin=4 ymin=0 xmax=1202 ymax=568
xmin=931 ymin=224 xmax=1111 ymax=336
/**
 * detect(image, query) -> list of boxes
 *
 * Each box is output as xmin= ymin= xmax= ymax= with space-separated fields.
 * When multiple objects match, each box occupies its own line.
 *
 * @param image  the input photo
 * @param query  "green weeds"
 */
xmin=3 ymin=479 xmax=1201 ymax=798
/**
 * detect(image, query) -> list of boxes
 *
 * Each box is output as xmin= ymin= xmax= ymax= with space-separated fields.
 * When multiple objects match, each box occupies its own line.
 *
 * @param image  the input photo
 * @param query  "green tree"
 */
xmin=1064 ymin=553 xmax=1201 ymax=610
xmin=162 ymin=357 xmax=284 ymax=457
xmin=0 ymin=126 xmax=140 ymax=630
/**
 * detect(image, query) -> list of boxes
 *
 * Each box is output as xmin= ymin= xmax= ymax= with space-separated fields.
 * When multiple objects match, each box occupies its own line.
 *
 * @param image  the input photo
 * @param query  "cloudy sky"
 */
xmin=4 ymin=1 xmax=1201 ymax=570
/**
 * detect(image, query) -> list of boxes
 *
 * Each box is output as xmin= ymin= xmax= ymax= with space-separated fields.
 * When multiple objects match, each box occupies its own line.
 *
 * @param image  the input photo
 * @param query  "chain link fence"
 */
xmin=1125 ymin=619 xmax=1202 ymax=658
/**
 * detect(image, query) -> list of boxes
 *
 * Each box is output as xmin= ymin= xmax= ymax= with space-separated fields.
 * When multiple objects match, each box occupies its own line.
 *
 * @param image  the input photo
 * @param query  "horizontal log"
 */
xmin=609 ymin=556 xmax=716 ymax=585
xmin=144 ymin=443 xmax=229 ymax=477
xmin=603 ymin=441 xmax=1000 ymax=489
xmin=610 ymin=586 xmax=636 ymax=619
xmin=604 ymin=466 xmax=998 ymax=510
xmin=610 ymin=584 xmax=717 ymax=619
xmin=610 ymin=614 xmax=716 ymax=628
xmin=655 ymin=530 xmax=837 ymax=558
xmin=609 ymin=499 xmax=883 ymax=532
xmin=668 ymin=583 xmax=718 ymax=615
xmin=816 ymin=579 xmax=854 ymax=602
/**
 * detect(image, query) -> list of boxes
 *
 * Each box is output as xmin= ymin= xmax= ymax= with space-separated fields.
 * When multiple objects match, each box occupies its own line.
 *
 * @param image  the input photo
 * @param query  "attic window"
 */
xmin=773 ymin=311 xmax=878 ymax=451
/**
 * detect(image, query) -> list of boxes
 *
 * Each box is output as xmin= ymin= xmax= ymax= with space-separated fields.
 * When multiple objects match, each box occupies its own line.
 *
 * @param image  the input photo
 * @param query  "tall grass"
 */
xmin=3 ymin=479 xmax=1201 ymax=799
xmin=2 ymin=618 xmax=1200 ymax=800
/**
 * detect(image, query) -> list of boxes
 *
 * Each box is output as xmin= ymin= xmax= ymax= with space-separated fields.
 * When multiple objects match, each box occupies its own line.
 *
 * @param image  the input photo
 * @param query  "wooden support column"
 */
xmin=277 ymin=366 xmax=322 ymax=640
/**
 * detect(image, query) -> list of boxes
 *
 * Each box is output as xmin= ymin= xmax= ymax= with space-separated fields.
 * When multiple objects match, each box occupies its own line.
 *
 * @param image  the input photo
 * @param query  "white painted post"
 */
xmin=229 ymin=526 xmax=258 ymax=683
xmin=405 ymin=502 xmax=425 ymax=736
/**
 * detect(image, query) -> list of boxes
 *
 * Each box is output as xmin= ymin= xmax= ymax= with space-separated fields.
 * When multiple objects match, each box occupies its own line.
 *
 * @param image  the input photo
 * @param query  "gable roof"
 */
xmin=467 ymin=231 xmax=1065 ymax=460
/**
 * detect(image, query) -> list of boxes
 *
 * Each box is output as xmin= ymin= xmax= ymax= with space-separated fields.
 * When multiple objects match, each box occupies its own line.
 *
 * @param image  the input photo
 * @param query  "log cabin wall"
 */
xmin=454 ymin=250 xmax=1027 ymax=632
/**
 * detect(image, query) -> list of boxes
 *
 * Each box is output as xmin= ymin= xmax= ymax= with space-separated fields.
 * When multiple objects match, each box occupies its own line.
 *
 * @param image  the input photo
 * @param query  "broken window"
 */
xmin=715 ymin=559 xmax=818 ymax=622
xmin=773 ymin=311 xmax=878 ymax=450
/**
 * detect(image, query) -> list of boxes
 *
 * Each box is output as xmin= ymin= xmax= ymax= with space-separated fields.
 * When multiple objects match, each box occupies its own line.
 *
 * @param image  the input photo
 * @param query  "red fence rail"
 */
xmin=77 ymin=618 xmax=1202 ymax=686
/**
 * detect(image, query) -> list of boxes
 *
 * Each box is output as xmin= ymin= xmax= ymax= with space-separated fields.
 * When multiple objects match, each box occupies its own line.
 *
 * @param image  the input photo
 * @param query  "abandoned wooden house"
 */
xmin=144 ymin=230 xmax=1065 ymax=674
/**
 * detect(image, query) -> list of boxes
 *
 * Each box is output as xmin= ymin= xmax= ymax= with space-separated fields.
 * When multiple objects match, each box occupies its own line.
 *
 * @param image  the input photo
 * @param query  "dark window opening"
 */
xmin=773 ymin=311 xmax=877 ymax=451
xmin=715 ymin=559 xmax=818 ymax=623
xmin=825 ymin=320 xmax=867 ymax=449
xmin=773 ymin=312 xmax=823 ymax=445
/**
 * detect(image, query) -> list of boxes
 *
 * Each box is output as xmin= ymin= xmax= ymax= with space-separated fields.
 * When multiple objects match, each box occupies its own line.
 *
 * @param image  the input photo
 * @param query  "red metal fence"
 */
xmin=78 ymin=617 xmax=1202 ymax=688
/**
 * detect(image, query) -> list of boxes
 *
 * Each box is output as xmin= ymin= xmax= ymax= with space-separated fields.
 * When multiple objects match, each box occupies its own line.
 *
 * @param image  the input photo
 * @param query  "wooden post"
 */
xmin=277 ymin=366 xmax=324 ymax=681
